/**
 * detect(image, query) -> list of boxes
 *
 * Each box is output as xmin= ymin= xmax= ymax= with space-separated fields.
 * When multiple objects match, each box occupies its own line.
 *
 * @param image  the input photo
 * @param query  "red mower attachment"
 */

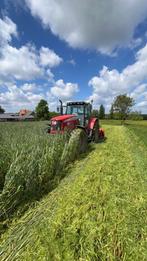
xmin=99 ymin=128 xmax=105 ymax=139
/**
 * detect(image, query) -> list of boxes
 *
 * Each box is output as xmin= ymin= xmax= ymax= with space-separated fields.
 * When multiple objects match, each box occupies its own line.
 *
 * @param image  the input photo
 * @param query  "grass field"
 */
xmin=101 ymin=119 xmax=147 ymax=127
xmin=0 ymin=120 xmax=147 ymax=260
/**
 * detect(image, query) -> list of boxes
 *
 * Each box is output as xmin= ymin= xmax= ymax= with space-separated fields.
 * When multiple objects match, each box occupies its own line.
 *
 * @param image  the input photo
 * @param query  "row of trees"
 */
xmin=0 ymin=94 xmax=144 ymax=120
xmin=34 ymin=95 xmax=142 ymax=120
xmin=93 ymin=94 xmax=142 ymax=120
xmin=92 ymin=104 xmax=105 ymax=119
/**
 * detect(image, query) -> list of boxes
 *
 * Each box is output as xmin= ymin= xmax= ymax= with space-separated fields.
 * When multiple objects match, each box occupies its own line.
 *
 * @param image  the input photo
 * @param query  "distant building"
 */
xmin=0 ymin=110 xmax=35 ymax=122
xmin=19 ymin=109 xmax=32 ymax=116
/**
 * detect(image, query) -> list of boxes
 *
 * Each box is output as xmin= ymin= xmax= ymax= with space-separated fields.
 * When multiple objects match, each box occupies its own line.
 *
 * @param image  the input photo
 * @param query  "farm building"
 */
xmin=0 ymin=110 xmax=35 ymax=122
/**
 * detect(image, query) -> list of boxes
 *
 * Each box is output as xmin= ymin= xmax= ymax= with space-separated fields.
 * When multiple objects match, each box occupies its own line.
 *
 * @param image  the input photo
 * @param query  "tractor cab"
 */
xmin=66 ymin=101 xmax=92 ymax=126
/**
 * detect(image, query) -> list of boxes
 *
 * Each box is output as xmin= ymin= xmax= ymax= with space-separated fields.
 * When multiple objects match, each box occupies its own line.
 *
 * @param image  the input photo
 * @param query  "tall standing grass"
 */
xmin=0 ymin=122 xmax=83 ymax=222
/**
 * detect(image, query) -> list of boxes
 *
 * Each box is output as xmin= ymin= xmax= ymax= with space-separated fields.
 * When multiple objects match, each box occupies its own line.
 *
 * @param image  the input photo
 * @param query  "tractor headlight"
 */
xmin=52 ymin=120 xmax=57 ymax=125
xmin=51 ymin=120 xmax=61 ymax=131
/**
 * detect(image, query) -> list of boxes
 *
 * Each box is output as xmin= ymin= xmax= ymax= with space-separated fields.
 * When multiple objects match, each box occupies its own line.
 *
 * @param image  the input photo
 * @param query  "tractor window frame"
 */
xmin=84 ymin=104 xmax=92 ymax=118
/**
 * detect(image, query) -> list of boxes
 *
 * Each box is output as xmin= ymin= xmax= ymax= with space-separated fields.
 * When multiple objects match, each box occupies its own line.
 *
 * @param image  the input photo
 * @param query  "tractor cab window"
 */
xmin=66 ymin=105 xmax=84 ymax=115
xmin=66 ymin=105 xmax=84 ymax=125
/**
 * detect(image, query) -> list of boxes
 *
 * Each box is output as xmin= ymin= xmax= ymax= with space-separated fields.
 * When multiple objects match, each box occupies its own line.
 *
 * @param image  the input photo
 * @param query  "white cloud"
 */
xmin=0 ymin=16 xmax=18 ymax=45
xmin=0 ymin=43 xmax=63 ymax=82
xmin=40 ymin=47 xmax=62 ymax=67
xmin=0 ymin=44 xmax=43 ymax=81
xmin=128 ymin=38 xmax=143 ymax=50
xmin=46 ymin=79 xmax=79 ymax=110
xmin=50 ymin=79 xmax=79 ymax=100
xmin=21 ymin=83 xmax=38 ymax=92
xmin=0 ymin=84 xmax=45 ymax=111
xmin=0 ymin=85 xmax=29 ymax=108
xmin=137 ymin=101 xmax=147 ymax=107
xmin=46 ymin=69 xmax=54 ymax=82
xmin=130 ymin=84 xmax=147 ymax=99
xmin=0 ymin=17 xmax=63 ymax=83
xmin=68 ymin=59 xmax=76 ymax=66
xmin=0 ymin=16 xmax=64 ymax=112
xmin=88 ymin=44 xmax=147 ymax=113
xmin=25 ymin=0 xmax=147 ymax=54
xmin=0 ymin=79 xmax=79 ymax=112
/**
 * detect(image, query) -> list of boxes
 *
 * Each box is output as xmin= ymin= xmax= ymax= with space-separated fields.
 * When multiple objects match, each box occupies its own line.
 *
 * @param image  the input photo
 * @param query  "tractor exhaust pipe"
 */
xmin=59 ymin=99 xmax=63 ymax=115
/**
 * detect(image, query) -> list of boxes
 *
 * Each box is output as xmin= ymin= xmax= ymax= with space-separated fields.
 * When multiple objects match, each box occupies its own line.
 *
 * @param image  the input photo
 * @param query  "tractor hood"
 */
xmin=51 ymin=114 xmax=76 ymax=122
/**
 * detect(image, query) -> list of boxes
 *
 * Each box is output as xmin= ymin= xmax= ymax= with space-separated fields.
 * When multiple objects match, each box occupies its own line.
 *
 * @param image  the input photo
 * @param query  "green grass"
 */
xmin=100 ymin=119 xmax=123 ymax=125
xmin=0 ymin=124 xmax=146 ymax=260
xmin=100 ymin=119 xmax=147 ymax=147
xmin=0 ymin=122 xmax=83 ymax=224
xmin=100 ymin=119 xmax=147 ymax=126
xmin=101 ymin=119 xmax=147 ymax=148
xmin=127 ymin=124 xmax=147 ymax=148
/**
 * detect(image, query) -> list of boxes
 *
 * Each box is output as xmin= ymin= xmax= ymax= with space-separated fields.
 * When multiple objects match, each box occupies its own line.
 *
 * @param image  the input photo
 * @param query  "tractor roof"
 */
xmin=67 ymin=101 xmax=90 ymax=106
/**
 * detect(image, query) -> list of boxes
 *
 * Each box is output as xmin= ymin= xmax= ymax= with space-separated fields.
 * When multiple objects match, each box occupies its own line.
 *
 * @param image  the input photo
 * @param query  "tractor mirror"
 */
xmin=57 ymin=107 xmax=59 ymax=112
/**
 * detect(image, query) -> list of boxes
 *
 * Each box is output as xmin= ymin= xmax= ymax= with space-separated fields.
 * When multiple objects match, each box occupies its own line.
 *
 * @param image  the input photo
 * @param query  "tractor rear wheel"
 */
xmin=72 ymin=128 xmax=88 ymax=153
xmin=60 ymin=128 xmax=88 ymax=168
xmin=71 ymin=128 xmax=88 ymax=154
xmin=93 ymin=121 xmax=99 ymax=143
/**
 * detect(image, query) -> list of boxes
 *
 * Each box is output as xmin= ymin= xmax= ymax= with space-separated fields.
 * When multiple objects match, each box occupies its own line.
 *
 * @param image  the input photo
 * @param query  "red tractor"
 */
xmin=48 ymin=100 xmax=104 ymax=150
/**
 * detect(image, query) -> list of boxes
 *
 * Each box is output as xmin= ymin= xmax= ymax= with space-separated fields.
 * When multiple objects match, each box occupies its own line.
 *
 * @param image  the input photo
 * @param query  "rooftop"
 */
xmin=0 ymin=111 xmax=34 ymax=121
xmin=67 ymin=101 xmax=90 ymax=106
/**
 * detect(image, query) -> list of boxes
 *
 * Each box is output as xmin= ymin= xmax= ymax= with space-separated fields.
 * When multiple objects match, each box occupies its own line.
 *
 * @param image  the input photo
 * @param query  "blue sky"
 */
xmin=0 ymin=0 xmax=147 ymax=113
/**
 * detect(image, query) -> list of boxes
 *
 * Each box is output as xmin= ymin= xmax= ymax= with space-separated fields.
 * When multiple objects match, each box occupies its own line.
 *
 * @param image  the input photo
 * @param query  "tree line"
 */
xmin=0 ymin=94 xmax=145 ymax=120
xmin=93 ymin=94 xmax=144 ymax=120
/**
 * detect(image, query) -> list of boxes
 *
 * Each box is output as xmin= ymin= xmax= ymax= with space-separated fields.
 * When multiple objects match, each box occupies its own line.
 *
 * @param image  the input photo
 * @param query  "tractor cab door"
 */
xmin=84 ymin=104 xmax=92 ymax=126
xmin=76 ymin=106 xmax=85 ymax=126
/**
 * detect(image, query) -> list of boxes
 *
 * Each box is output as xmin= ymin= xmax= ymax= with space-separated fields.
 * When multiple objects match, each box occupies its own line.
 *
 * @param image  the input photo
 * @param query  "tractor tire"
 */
xmin=60 ymin=128 xmax=88 ymax=172
xmin=93 ymin=121 xmax=99 ymax=143
xmin=72 ymin=128 xmax=88 ymax=154
xmin=61 ymin=128 xmax=88 ymax=167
